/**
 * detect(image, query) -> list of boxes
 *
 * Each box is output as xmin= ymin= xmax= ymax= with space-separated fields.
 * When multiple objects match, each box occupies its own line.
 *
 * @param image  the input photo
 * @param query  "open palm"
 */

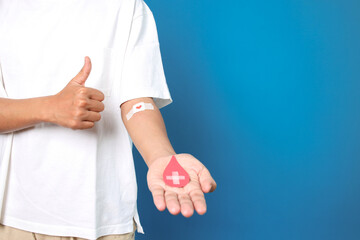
xmin=147 ymin=153 xmax=217 ymax=217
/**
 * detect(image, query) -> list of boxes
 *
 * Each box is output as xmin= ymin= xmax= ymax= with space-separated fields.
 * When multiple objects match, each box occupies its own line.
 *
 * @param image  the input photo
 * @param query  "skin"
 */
xmin=120 ymin=99 xmax=217 ymax=217
xmin=0 ymin=56 xmax=104 ymax=133
xmin=0 ymin=56 xmax=217 ymax=217
xmin=146 ymin=154 xmax=216 ymax=217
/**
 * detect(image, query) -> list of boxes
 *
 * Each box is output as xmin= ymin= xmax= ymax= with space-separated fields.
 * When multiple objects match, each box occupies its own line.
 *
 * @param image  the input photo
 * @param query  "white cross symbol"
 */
xmin=166 ymin=171 xmax=185 ymax=185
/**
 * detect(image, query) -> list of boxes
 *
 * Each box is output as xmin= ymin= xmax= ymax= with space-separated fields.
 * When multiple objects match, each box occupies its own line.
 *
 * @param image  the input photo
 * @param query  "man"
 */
xmin=0 ymin=0 xmax=217 ymax=239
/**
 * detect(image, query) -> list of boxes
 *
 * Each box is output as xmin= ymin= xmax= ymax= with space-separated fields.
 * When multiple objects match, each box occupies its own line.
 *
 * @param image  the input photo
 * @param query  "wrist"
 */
xmin=146 ymin=150 xmax=176 ymax=167
xmin=37 ymin=95 xmax=57 ymax=123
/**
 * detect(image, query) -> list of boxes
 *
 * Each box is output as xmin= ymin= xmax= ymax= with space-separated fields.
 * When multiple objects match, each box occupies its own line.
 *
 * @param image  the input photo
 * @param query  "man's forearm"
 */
xmin=0 ymin=57 xmax=106 ymax=133
xmin=120 ymin=97 xmax=175 ymax=167
xmin=0 ymin=96 xmax=53 ymax=133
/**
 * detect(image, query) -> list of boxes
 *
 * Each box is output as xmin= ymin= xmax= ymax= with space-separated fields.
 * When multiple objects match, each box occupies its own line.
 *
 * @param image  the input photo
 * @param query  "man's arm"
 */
xmin=120 ymin=98 xmax=217 ymax=217
xmin=0 ymin=57 xmax=105 ymax=134
xmin=120 ymin=97 xmax=175 ymax=166
xmin=0 ymin=96 xmax=54 ymax=133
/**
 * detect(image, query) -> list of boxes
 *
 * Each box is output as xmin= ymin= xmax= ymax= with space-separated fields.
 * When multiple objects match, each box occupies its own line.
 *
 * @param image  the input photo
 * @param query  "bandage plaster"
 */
xmin=126 ymin=102 xmax=154 ymax=120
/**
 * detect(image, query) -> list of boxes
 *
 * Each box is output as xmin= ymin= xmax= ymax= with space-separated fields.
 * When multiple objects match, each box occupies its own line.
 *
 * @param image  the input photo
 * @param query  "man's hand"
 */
xmin=120 ymin=99 xmax=216 ymax=217
xmin=0 ymin=56 xmax=105 ymax=133
xmin=49 ymin=56 xmax=105 ymax=130
xmin=147 ymin=153 xmax=217 ymax=217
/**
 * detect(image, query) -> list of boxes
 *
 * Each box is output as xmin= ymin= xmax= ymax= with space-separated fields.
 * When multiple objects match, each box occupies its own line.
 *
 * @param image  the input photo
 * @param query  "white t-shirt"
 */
xmin=0 ymin=0 xmax=172 ymax=239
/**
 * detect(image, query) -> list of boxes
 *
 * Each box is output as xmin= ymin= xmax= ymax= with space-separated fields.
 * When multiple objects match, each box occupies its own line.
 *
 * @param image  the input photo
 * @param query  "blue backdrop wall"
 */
xmin=134 ymin=0 xmax=360 ymax=239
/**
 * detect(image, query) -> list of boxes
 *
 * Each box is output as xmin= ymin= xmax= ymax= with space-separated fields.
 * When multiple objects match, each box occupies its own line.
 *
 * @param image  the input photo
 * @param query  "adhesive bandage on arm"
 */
xmin=126 ymin=102 xmax=154 ymax=120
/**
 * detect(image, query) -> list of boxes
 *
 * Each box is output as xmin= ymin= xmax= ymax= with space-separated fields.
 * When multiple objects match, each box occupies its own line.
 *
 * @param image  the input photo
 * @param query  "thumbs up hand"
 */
xmin=49 ymin=56 xmax=105 ymax=130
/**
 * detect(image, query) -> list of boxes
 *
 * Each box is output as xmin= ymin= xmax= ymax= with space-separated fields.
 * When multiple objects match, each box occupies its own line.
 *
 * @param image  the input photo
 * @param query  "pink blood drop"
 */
xmin=163 ymin=155 xmax=190 ymax=187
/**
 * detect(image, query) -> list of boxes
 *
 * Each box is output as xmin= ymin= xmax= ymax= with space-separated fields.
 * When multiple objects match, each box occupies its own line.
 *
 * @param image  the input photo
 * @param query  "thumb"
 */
xmin=199 ymin=167 xmax=217 ymax=193
xmin=70 ymin=56 xmax=91 ymax=85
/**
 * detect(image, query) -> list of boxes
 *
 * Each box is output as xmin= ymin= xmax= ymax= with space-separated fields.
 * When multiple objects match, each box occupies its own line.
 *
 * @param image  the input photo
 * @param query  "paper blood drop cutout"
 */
xmin=163 ymin=156 xmax=190 ymax=187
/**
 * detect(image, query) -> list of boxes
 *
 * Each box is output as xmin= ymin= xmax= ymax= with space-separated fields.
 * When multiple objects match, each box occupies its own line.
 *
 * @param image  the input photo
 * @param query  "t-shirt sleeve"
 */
xmin=118 ymin=0 xmax=172 ymax=109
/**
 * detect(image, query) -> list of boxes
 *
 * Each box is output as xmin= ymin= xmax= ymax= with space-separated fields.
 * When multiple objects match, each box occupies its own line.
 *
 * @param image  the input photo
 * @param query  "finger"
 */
xmin=178 ymin=194 xmax=194 ymax=218
xmin=165 ymin=191 xmax=180 ymax=215
xmin=199 ymin=167 xmax=217 ymax=193
xmin=86 ymin=99 xmax=105 ymax=112
xmin=74 ymin=121 xmax=95 ymax=130
xmin=86 ymin=87 xmax=105 ymax=101
xmin=83 ymin=111 xmax=101 ymax=122
xmin=71 ymin=56 xmax=92 ymax=85
xmin=189 ymin=188 xmax=207 ymax=215
xmin=149 ymin=185 xmax=166 ymax=211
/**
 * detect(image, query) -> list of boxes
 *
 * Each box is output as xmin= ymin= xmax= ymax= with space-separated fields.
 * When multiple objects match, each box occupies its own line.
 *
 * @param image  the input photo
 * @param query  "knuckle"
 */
xmin=75 ymin=98 xmax=87 ymax=107
xmin=69 ymin=120 xmax=79 ymax=129
xmin=76 ymin=87 xmax=88 ymax=96
xmin=74 ymin=109 xmax=85 ymax=118
xmin=178 ymin=195 xmax=189 ymax=201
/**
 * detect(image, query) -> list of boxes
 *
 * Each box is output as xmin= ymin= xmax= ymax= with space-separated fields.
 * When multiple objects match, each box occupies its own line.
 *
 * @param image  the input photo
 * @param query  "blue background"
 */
xmin=134 ymin=0 xmax=360 ymax=239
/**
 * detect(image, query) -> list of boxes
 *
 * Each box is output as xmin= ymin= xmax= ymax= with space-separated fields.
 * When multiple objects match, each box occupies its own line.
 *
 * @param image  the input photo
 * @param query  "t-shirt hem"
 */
xmin=133 ymin=206 xmax=145 ymax=234
xmin=0 ymin=215 xmax=137 ymax=240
